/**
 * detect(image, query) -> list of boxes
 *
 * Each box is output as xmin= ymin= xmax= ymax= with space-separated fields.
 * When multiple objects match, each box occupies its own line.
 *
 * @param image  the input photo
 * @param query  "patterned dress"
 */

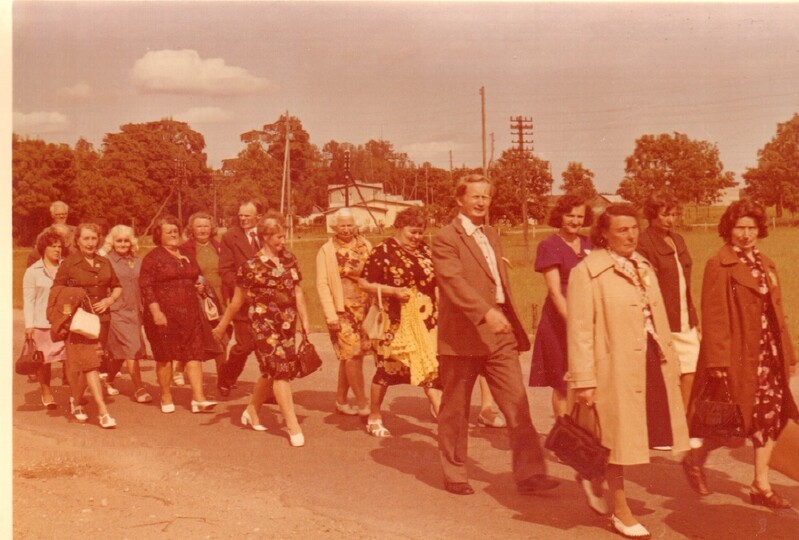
xmin=733 ymin=246 xmax=786 ymax=447
xmin=237 ymin=250 xmax=302 ymax=380
xmin=362 ymin=237 xmax=439 ymax=388
xmin=332 ymin=237 xmax=372 ymax=361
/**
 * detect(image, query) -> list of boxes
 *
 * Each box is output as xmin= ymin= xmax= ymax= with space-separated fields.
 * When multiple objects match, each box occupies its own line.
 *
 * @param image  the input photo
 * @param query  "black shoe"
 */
xmin=444 ymin=482 xmax=475 ymax=495
xmin=217 ymin=385 xmax=231 ymax=398
xmin=517 ymin=474 xmax=559 ymax=495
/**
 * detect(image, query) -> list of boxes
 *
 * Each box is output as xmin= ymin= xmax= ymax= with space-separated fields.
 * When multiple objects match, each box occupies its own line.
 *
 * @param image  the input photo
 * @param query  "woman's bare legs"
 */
xmin=425 ymin=387 xmax=443 ymax=417
xmin=156 ymin=361 xmax=173 ymax=405
xmin=85 ymin=370 xmax=109 ymax=417
xmin=368 ymin=383 xmax=388 ymax=423
xmin=753 ymin=439 xmax=777 ymax=493
xmin=184 ymin=360 xmax=208 ymax=402
xmin=244 ymin=376 xmax=272 ymax=425
xmin=606 ymin=464 xmax=637 ymax=526
xmin=344 ymin=357 xmax=368 ymax=409
xmin=273 ymin=378 xmax=301 ymax=435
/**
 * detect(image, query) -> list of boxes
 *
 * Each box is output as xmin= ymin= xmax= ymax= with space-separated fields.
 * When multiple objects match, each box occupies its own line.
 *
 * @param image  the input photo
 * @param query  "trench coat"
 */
xmin=689 ymin=244 xmax=798 ymax=434
xmin=566 ymin=249 xmax=690 ymax=465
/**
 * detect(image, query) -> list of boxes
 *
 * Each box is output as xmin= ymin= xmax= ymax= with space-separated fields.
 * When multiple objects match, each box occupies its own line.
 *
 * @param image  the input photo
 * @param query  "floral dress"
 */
xmin=237 ymin=250 xmax=302 ymax=380
xmin=362 ymin=237 xmax=439 ymax=388
xmin=734 ymin=246 xmax=786 ymax=447
xmin=332 ymin=237 xmax=372 ymax=361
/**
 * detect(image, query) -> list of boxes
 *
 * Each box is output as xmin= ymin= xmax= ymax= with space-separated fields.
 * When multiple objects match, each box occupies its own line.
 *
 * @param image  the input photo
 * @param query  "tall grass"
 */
xmin=12 ymin=226 xmax=799 ymax=337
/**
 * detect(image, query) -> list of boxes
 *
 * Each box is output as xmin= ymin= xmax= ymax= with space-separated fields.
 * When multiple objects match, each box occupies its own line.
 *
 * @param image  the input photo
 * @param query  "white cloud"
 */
xmin=130 ymin=49 xmax=269 ymax=96
xmin=58 ymin=82 xmax=92 ymax=99
xmin=13 ymin=111 xmax=69 ymax=135
xmin=176 ymin=106 xmax=231 ymax=124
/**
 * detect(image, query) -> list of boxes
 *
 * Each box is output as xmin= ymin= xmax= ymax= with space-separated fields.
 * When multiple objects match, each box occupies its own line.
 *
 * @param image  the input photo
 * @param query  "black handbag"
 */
xmin=296 ymin=327 xmax=322 ymax=378
xmin=545 ymin=403 xmax=610 ymax=480
xmin=16 ymin=337 xmax=45 ymax=376
xmin=689 ymin=373 xmax=746 ymax=439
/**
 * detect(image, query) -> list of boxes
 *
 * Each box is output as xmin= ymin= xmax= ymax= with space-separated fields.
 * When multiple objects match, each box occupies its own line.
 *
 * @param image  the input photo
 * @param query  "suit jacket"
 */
xmin=433 ymin=216 xmax=530 ymax=357
xmin=636 ymin=227 xmax=698 ymax=332
xmin=218 ymin=227 xmax=257 ymax=320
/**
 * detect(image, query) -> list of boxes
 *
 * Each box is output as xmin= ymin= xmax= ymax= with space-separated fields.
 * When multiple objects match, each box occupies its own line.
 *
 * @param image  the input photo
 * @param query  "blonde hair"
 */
xmin=103 ymin=224 xmax=140 ymax=254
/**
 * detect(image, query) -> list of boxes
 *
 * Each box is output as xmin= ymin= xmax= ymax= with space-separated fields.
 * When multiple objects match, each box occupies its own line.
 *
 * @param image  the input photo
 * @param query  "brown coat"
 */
xmin=567 ymin=249 xmax=689 ymax=465
xmin=433 ymin=217 xmax=529 ymax=356
xmin=690 ymin=244 xmax=799 ymax=433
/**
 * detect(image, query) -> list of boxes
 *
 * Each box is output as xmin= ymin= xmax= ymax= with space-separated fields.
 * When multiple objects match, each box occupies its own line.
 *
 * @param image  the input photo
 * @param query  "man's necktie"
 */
xmin=249 ymin=230 xmax=260 ymax=251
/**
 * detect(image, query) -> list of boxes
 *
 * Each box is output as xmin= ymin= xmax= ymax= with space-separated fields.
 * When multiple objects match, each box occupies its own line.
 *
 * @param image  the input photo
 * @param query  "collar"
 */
xmin=458 ymin=213 xmax=485 ymax=236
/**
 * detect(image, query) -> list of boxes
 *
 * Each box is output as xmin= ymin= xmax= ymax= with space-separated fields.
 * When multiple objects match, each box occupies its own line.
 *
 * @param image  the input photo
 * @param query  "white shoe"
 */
xmin=172 ymin=373 xmax=185 ymax=387
xmin=689 ymin=437 xmax=704 ymax=449
xmin=577 ymin=474 xmax=609 ymax=515
xmin=651 ymin=445 xmax=672 ymax=451
xmin=160 ymin=402 xmax=176 ymax=414
xmin=289 ymin=430 xmax=305 ymax=447
xmin=98 ymin=413 xmax=117 ymax=429
xmin=69 ymin=397 xmax=88 ymax=422
xmin=610 ymin=515 xmax=651 ymax=539
xmin=104 ymin=382 xmax=120 ymax=396
xmin=335 ymin=402 xmax=358 ymax=415
xmin=241 ymin=410 xmax=267 ymax=431
xmin=191 ymin=400 xmax=218 ymax=413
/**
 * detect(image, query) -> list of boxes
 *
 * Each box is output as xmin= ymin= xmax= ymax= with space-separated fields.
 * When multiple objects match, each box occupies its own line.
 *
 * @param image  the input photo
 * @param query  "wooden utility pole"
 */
xmin=449 ymin=150 xmax=453 ymax=183
xmin=488 ymin=132 xmax=495 ymax=177
xmin=280 ymin=110 xmax=292 ymax=244
xmin=511 ymin=115 xmax=534 ymax=260
xmin=480 ymin=86 xmax=487 ymax=177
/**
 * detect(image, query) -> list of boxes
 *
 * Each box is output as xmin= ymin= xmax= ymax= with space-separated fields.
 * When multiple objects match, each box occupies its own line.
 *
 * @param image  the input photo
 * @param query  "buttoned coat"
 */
xmin=433 ymin=216 xmax=529 ymax=357
xmin=567 ymin=249 xmax=689 ymax=465
xmin=219 ymin=226 xmax=258 ymax=321
xmin=53 ymin=251 xmax=121 ymax=323
xmin=689 ymin=244 xmax=798 ymax=434
xmin=636 ymin=227 xmax=698 ymax=332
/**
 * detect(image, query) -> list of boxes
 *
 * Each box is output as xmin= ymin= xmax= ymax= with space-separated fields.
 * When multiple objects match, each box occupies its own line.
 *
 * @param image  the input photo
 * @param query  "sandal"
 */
xmin=366 ymin=419 xmax=391 ymax=437
xmin=134 ymin=388 xmax=153 ymax=404
xmin=750 ymin=485 xmax=792 ymax=509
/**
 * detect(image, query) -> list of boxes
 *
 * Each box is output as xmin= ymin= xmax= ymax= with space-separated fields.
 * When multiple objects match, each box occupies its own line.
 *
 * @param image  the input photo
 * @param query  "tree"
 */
xmin=560 ymin=162 xmax=597 ymax=199
xmin=489 ymin=148 xmax=552 ymax=225
xmin=743 ymin=113 xmax=799 ymax=217
xmin=617 ymin=132 xmax=736 ymax=208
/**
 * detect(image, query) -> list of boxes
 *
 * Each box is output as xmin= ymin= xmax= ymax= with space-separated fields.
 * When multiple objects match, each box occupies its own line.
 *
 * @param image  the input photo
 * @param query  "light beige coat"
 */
xmin=566 ymin=249 xmax=689 ymax=465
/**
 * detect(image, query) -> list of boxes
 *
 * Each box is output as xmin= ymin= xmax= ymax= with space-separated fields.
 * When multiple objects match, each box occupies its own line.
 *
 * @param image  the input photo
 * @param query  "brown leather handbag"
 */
xmin=545 ymin=403 xmax=609 ymax=480
xmin=689 ymin=374 xmax=746 ymax=439
xmin=296 ymin=327 xmax=322 ymax=378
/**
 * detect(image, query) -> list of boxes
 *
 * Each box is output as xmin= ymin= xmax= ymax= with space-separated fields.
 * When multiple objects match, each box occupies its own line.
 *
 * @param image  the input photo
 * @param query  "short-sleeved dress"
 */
xmin=529 ymin=234 xmax=591 ymax=390
xmin=362 ymin=237 xmax=439 ymax=388
xmin=332 ymin=237 xmax=372 ymax=361
xmin=237 ymin=250 xmax=302 ymax=380
xmin=106 ymin=251 xmax=146 ymax=360
xmin=140 ymin=246 xmax=208 ymax=362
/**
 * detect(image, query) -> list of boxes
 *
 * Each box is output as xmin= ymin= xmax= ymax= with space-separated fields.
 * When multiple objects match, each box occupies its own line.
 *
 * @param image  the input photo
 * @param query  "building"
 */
xmin=321 ymin=182 xmax=423 ymax=232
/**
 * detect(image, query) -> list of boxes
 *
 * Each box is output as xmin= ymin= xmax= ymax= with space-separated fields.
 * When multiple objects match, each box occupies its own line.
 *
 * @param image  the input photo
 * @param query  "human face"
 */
xmin=561 ymin=206 xmax=587 ymax=236
xmin=652 ymin=207 xmax=679 ymax=234
xmin=603 ymin=215 xmax=640 ymax=258
xmin=51 ymin=209 xmax=69 ymax=225
xmin=113 ymin=235 xmax=133 ymax=256
xmin=263 ymin=230 xmax=286 ymax=255
xmin=730 ymin=217 xmax=759 ymax=253
xmin=43 ymin=242 xmax=62 ymax=264
xmin=76 ymin=228 xmax=99 ymax=256
xmin=160 ymin=224 xmax=181 ymax=249
xmin=457 ymin=181 xmax=492 ymax=225
xmin=333 ymin=216 xmax=356 ymax=243
xmin=191 ymin=218 xmax=212 ymax=243
xmin=238 ymin=203 xmax=261 ymax=230
xmin=396 ymin=225 xmax=425 ymax=252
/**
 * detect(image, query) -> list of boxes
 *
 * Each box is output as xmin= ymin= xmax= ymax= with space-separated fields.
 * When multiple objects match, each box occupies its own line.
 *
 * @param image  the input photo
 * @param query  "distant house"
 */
xmin=715 ymin=187 xmax=741 ymax=206
xmin=323 ymin=182 xmax=423 ymax=232
xmin=543 ymin=193 xmax=624 ymax=220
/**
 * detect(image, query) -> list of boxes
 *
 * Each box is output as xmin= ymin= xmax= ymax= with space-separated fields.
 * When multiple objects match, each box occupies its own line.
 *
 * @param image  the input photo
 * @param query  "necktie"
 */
xmin=249 ymin=230 xmax=260 ymax=251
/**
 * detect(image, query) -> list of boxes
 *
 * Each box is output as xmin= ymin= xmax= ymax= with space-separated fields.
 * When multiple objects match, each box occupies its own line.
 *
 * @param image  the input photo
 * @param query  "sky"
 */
xmin=10 ymin=1 xmax=799 ymax=194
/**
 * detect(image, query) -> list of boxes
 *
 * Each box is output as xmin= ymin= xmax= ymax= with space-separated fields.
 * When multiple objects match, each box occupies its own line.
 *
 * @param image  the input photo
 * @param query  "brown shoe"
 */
xmin=682 ymin=459 xmax=710 ymax=496
xmin=750 ymin=486 xmax=792 ymax=509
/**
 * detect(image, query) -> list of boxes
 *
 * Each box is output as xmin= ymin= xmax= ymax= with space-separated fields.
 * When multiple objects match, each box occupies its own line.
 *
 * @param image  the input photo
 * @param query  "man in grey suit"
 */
xmin=432 ymin=174 xmax=558 ymax=496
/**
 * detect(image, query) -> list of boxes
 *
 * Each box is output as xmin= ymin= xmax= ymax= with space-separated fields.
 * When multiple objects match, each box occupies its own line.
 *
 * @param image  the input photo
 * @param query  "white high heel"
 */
xmin=98 ymin=413 xmax=117 ymax=429
xmin=69 ymin=397 xmax=88 ymax=422
xmin=289 ymin=430 xmax=305 ymax=447
xmin=610 ymin=515 xmax=651 ymax=539
xmin=191 ymin=400 xmax=218 ymax=413
xmin=577 ymin=474 xmax=609 ymax=515
xmin=241 ymin=409 xmax=267 ymax=431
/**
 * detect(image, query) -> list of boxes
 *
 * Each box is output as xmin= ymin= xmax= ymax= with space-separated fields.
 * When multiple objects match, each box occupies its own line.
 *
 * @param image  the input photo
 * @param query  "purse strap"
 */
xmin=570 ymin=402 xmax=603 ymax=440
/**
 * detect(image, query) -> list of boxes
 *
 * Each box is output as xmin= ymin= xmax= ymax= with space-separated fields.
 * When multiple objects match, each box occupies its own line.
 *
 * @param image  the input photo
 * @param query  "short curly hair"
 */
xmin=548 ymin=194 xmax=594 ymax=228
xmin=718 ymin=198 xmax=768 ymax=241
xmin=35 ymin=227 xmax=64 ymax=255
xmin=257 ymin=211 xmax=287 ymax=241
xmin=643 ymin=190 xmax=679 ymax=221
xmin=185 ymin=211 xmax=218 ymax=240
xmin=151 ymin=215 xmax=182 ymax=246
xmin=590 ymin=203 xmax=640 ymax=248
xmin=394 ymin=206 xmax=427 ymax=229
xmin=103 ymin=224 xmax=140 ymax=255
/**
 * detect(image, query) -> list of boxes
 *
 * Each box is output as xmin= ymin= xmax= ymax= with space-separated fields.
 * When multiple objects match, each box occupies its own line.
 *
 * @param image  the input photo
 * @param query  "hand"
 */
xmin=211 ymin=323 xmax=226 ymax=342
xmin=484 ymin=308 xmax=512 ymax=334
xmin=577 ymin=388 xmax=596 ymax=406
xmin=395 ymin=287 xmax=411 ymax=303
xmin=25 ymin=328 xmax=34 ymax=339
xmin=152 ymin=311 xmax=168 ymax=327
xmin=195 ymin=282 xmax=206 ymax=295
xmin=709 ymin=368 xmax=727 ymax=379
xmin=92 ymin=297 xmax=114 ymax=313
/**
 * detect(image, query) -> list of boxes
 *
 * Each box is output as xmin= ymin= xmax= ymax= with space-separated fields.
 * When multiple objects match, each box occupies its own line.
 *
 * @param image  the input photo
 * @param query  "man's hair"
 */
xmin=50 ymin=200 xmax=69 ymax=215
xmin=454 ymin=174 xmax=495 ymax=198
xmin=240 ymin=199 xmax=266 ymax=215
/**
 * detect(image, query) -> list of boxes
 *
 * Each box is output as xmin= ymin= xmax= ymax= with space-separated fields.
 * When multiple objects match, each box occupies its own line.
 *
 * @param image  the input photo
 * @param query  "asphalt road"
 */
xmin=11 ymin=309 xmax=799 ymax=539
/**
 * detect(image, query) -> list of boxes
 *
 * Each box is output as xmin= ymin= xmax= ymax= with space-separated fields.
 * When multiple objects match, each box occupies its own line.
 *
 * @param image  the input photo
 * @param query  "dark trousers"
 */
xmin=219 ymin=318 xmax=256 ymax=387
xmin=437 ymin=333 xmax=546 ymax=485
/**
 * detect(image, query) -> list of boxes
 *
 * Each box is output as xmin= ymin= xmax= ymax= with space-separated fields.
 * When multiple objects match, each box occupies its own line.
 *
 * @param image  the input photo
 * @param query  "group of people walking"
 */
xmin=21 ymin=179 xmax=797 ymax=538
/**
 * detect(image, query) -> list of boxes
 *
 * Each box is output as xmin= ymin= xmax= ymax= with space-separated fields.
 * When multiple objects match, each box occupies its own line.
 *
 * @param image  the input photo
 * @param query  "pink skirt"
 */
xmin=32 ymin=328 xmax=67 ymax=364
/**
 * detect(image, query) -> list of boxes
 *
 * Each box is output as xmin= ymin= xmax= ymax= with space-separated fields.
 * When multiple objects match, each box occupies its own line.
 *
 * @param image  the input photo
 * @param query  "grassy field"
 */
xmin=12 ymin=226 xmax=799 ymax=337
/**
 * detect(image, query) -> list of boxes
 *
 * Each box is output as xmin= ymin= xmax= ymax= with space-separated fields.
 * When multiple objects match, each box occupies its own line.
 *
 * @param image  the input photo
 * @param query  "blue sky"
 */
xmin=11 ymin=1 xmax=799 ymax=193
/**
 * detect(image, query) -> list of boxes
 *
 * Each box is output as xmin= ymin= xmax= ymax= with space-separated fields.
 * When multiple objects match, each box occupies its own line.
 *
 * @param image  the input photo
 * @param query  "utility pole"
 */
xmin=511 ymin=115 xmax=534 ymax=261
xmin=488 ymin=132 xmax=495 ymax=177
xmin=480 ymin=86 xmax=487 ymax=177
xmin=449 ymin=150 xmax=453 ymax=183
xmin=280 ymin=111 xmax=292 ymax=244
xmin=424 ymin=163 xmax=430 ymax=206
xmin=173 ymin=158 xmax=185 ymax=224
xmin=343 ymin=149 xmax=351 ymax=207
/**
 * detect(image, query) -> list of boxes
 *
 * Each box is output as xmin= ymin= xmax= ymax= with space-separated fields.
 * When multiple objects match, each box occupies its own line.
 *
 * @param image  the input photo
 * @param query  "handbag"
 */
xmin=689 ymin=373 xmax=746 ymax=439
xmin=15 ymin=337 xmax=45 ymax=376
xmin=69 ymin=300 xmax=101 ymax=340
xmin=296 ymin=326 xmax=322 ymax=378
xmin=362 ymin=284 xmax=386 ymax=340
xmin=769 ymin=419 xmax=799 ymax=482
xmin=544 ymin=403 xmax=610 ymax=480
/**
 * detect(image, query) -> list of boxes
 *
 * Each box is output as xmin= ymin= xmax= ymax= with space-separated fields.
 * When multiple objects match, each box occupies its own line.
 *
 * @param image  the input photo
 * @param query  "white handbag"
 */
xmin=201 ymin=295 xmax=220 ymax=321
xmin=70 ymin=304 xmax=101 ymax=340
xmin=362 ymin=284 xmax=386 ymax=341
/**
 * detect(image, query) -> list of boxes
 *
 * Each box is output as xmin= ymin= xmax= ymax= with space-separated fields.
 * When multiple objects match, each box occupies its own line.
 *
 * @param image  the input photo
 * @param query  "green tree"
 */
xmin=743 ymin=113 xmax=799 ymax=217
xmin=617 ymin=132 xmax=736 ymax=208
xmin=560 ymin=162 xmax=597 ymax=199
xmin=490 ymin=149 xmax=552 ymax=225
xmin=216 ymin=142 xmax=282 ymax=222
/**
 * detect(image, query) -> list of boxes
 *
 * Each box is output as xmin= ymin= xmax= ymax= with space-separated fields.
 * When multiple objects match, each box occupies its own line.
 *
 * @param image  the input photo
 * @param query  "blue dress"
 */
xmin=529 ymin=234 xmax=591 ymax=390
